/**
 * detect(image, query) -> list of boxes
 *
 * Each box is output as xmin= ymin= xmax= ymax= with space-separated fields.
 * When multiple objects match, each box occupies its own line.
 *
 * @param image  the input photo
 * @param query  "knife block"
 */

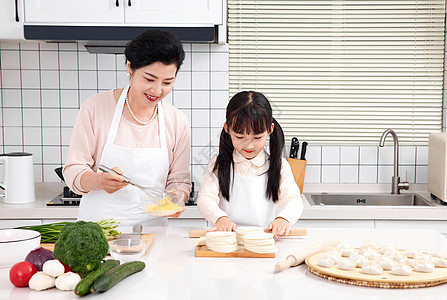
xmin=286 ymin=158 xmax=307 ymax=193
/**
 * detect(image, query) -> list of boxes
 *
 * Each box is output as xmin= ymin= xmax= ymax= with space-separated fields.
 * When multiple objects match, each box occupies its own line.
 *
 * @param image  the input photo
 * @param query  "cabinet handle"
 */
xmin=116 ymin=0 xmax=119 ymax=7
xmin=128 ymin=0 xmax=131 ymax=6
xmin=15 ymin=0 xmax=19 ymax=22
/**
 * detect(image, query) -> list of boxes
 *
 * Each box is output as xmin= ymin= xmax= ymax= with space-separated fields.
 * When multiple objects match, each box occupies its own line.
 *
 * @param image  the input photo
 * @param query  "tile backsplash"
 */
xmin=0 ymin=40 xmax=429 ymax=186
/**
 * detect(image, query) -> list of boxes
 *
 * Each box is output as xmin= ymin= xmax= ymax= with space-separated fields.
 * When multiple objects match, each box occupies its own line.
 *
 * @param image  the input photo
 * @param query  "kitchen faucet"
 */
xmin=379 ymin=129 xmax=409 ymax=194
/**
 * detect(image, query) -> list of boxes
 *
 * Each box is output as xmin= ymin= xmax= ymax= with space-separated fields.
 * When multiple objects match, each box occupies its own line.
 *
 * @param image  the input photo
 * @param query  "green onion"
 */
xmin=16 ymin=218 xmax=121 ymax=243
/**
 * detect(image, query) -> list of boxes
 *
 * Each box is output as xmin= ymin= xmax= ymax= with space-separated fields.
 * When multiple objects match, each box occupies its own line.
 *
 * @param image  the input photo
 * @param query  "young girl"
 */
xmin=197 ymin=91 xmax=303 ymax=237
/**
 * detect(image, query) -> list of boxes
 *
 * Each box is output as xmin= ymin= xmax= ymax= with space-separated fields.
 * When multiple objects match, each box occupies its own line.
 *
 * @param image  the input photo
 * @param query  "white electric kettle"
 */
xmin=0 ymin=152 xmax=35 ymax=204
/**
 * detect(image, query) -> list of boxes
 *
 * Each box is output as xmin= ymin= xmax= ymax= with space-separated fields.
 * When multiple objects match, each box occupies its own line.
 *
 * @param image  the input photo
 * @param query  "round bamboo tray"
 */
xmin=305 ymin=252 xmax=447 ymax=288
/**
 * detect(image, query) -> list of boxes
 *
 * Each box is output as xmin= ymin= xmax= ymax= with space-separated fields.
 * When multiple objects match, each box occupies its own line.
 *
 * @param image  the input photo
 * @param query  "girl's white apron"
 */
xmin=219 ymin=170 xmax=275 ymax=227
xmin=77 ymin=85 xmax=169 ymax=226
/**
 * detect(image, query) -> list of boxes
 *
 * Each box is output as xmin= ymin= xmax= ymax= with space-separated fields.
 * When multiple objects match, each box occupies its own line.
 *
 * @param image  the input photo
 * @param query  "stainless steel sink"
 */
xmin=304 ymin=193 xmax=435 ymax=207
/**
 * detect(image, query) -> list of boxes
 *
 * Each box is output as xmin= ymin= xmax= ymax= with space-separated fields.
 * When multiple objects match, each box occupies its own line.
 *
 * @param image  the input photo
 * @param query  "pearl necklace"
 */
xmin=125 ymin=95 xmax=158 ymax=126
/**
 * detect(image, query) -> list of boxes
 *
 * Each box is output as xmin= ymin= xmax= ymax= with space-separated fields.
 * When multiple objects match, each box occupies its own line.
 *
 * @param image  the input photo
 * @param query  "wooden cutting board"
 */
xmin=195 ymin=245 xmax=275 ymax=258
xmin=305 ymin=251 xmax=447 ymax=288
xmin=40 ymin=233 xmax=156 ymax=256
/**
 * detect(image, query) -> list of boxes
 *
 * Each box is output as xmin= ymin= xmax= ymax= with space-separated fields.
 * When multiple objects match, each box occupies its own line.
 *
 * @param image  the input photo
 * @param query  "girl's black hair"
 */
xmin=125 ymin=29 xmax=185 ymax=72
xmin=213 ymin=91 xmax=285 ymax=202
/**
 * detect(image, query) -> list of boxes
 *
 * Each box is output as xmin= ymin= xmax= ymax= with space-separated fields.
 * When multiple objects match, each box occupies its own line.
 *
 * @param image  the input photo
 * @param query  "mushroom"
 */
xmin=55 ymin=272 xmax=82 ymax=291
xmin=28 ymin=272 xmax=55 ymax=291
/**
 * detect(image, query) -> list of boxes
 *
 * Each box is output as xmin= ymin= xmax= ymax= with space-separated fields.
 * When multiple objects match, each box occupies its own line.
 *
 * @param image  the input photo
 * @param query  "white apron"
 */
xmin=78 ymin=85 xmax=170 ymax=226
xmin=218 ymin=171 xmax=275 ymax=227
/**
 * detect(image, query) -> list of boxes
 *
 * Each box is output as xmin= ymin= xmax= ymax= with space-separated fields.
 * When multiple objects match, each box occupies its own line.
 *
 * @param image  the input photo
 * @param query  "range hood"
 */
xmin=24 ymin=25 xmax=217 ymax=54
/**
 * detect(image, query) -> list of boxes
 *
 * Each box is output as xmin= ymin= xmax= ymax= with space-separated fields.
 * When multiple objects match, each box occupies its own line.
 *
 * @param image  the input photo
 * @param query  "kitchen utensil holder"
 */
xmin=286 ymin=158 xmax=306 ymax=194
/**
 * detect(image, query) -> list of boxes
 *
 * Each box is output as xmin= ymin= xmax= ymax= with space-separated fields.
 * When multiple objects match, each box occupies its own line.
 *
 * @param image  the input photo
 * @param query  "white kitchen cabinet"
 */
xmin=24 ymin=0 xmax=123 ymax=23
xmin=125 ymin=0 xmax=222 ymax=25
xmin=0 ymin=0 xmax=24 ymax=39
xmin=24 ymin=0 xmax=222 ymax=25
xmin=167 ymin=218 xmax=208 ymax=227
xmin=0 ymin=219 xmax=41 ymax=228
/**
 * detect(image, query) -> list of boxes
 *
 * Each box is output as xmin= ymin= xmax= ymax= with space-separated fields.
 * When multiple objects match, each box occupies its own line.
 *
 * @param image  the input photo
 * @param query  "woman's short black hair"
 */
xmin=125 ymin=29 xmax=185 ymax=72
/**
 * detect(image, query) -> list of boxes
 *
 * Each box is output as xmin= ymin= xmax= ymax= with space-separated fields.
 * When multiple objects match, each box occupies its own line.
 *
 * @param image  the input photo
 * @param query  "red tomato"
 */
xmin=9 ymin=261 xmax=37 ymax=287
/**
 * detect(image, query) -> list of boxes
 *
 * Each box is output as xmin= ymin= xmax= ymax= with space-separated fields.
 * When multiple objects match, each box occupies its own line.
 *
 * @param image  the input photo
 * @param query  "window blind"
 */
xmin=228 ymin=0 xmax=446 ymax=145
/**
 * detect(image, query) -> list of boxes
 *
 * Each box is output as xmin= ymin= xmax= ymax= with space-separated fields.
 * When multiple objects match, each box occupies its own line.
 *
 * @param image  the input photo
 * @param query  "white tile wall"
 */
xmin=0 ymin=40 xmax=431 ymax=186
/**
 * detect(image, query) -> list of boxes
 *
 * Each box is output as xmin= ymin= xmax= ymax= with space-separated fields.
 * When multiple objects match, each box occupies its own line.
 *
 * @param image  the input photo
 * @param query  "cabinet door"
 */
xmin=0 ymin=0 xmax=24 ymax=39
xmin=24 ymin=0 xmax=123 ymax=23
xmin=0 ymin=220 xmax=41 ymax=228
xmin=125 ymin=0 xmax=222 ymax=25
xmin=167 ymin=218 xmax=207 ymax=227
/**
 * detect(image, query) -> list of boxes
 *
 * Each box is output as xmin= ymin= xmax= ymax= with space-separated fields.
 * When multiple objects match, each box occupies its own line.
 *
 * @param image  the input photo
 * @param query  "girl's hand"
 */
xmin=268 ymin=217 xmax=291 ymax=238
xmin=210 ymin=216 xmax=237 ymax=232
xmin=98 ymin=167 xmax=128 ymax=193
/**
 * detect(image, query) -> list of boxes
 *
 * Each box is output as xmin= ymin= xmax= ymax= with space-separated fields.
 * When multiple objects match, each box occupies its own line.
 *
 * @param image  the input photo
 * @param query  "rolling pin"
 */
xmin=274 ymin=239 xmax=340 ymax=273
xmin=188 ymin=228 xmax=307 ymax=238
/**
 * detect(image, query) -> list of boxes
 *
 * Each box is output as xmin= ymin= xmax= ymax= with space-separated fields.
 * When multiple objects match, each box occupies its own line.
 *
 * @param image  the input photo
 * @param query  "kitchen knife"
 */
xmin=274 ymin=239 xmax=340 ymax=273
xmin=189 ymin=227 xmax=307 ymax=238
xmin=289 ymin=137 xmax=299 ymax=159
xmin=300 ymin=141 xmax=308 ymax=160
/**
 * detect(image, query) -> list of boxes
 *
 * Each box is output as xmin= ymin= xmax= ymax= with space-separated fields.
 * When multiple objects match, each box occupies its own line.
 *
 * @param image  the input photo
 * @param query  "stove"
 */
xmin=46 ymin=186 xmax=82 ymax=206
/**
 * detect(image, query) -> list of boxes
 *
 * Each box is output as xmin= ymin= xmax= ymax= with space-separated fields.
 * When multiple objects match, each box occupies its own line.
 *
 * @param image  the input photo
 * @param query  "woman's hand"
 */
xmin=268 ymin=217 xmax=291 ymax=239
xmin=164 ymin=207 xmax=185 ymax=218
xmin=97 ymin=167 xmax=128 ymax=194
xmin=163 ymin=189 xmax=187 ymax=218
xmin=209 ymin=216 xmax=237 ymax=232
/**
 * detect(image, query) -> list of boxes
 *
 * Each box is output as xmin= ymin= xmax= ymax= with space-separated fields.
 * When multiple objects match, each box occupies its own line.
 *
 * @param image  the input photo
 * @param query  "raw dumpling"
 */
xmin=375 ymin=256 xmax=394 ymax=271
xmin=318 ymin=254 xmax=335 ymax=268
xmin=430 ymin=251 xmax=447 ymax=259
xmin=361 ymin=261 xmax=383 ymax=275
xmin=349 ymin=253 xmax=367 ymax=268
xmin=323 ymin=250 xmax=341 ymax=264
xmin=359 ymin=245 xmax=379 ymax=255
xmin=403 ymin=249 xmax=420 ymax=259
xmin=414 ymin=254 xmax=432 ymax=262
xmin=338 ymin=245 xmax=356 ymax=257
xmin=363 ymin=249 xmax=380 ymax=260
xmin=413 ymin=259 xmax=435 ymax=273
xmin=432 ymin=257 xmax=447 ymax=268
xmin=337 ymin=258 xmax=356 ymax=271
xmin=392 ymin=254 xmax=407 ymax=264
xmin=363 ymin=240 xmax=379 ymax=249
xmin=403 ymin=258 xmax=414 ymax=267
xmin=391 ymin=263 xmax=412 ymax=276
xmin=379 ymin=245 xmax=398 ymax=256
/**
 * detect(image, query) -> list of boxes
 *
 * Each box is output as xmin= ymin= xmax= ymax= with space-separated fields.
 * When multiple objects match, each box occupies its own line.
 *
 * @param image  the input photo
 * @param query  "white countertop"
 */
xmin=1 ymin=183 xmax=447 ymax=222
xmin=1 ymin=227 xmax=447 ymax=300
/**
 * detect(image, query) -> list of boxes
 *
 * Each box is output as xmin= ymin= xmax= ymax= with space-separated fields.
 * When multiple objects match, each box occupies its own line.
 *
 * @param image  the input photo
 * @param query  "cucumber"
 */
xmin=74 ymin=259 xmax=120 ymax=296
xmin=90 ymin=261 xmax=146 ymax=293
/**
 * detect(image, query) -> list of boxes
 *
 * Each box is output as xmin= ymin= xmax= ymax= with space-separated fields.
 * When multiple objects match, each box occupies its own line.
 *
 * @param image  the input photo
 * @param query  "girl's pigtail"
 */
xmin=266 ymin=118 xmax=285 ymax=202
xmin=213 ymin=128 xmax=234 ymax=201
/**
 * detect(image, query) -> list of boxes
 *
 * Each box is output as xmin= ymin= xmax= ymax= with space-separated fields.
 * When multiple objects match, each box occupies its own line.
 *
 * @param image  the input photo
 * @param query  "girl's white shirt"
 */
xmin=197 ymin=149 xmax=304 ymax=225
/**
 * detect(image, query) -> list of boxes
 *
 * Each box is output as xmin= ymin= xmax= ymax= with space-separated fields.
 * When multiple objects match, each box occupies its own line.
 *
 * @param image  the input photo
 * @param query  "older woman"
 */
xmin=63 ymin=30 xmax=191 ymax=226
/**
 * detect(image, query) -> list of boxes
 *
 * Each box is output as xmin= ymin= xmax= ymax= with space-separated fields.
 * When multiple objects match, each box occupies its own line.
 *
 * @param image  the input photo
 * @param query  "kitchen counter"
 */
xmin=300 ymin=183 xmax=447 ymax=220
xmin=1 ymin=226 xmax=447 ymax=299
xmin=1 ymin=183 xmax=447 ymax=226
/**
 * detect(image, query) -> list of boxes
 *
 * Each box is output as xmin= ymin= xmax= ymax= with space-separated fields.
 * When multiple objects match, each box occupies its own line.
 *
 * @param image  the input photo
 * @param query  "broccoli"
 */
xmin=53 ymin=221 xmax=109 ymax=275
